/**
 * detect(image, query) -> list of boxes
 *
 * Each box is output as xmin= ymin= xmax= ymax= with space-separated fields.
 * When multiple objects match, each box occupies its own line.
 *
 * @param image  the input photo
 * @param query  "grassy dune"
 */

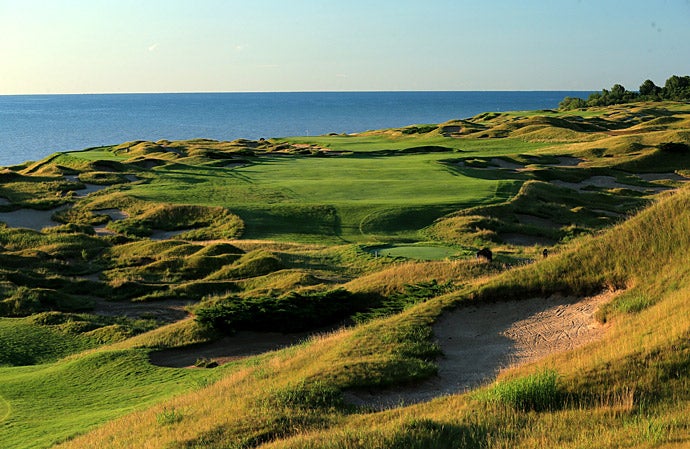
xmin=0 ymin=101 xmax=689 ymax=448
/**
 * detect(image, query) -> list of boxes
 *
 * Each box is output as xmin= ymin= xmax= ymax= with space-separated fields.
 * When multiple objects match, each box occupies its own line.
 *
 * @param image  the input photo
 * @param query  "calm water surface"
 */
xmin=0 ymin=91 xmax=589 ymax=166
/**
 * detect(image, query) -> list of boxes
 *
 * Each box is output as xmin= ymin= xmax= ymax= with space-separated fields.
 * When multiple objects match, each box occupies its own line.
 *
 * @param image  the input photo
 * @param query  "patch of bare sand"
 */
xmin=149 ymin=331 xmax=314 ymax=368
xmin=515 ymin=213 xmax=559 ymax=229
xmin=489 ymin=158 xmax=524 ymax=170
xmin=150 ymin=229 xmax=190 ymax=240
xmin=91 ymin=296 xmax=190 ymax=323
xmin=636 ymin=172 xmax=690 ymax=182
xmin=552 ymin=176 xmax=667 ymax=193
xmin=96 ymin=208 xmax=129 ymax=221
xmin=0 ymin=207 xmax=65 ymax=231
xmin=344 ymin=292 xmax=614 ymax=409
xmin=73 ymin=183 xmax=108 ymax=197
xmin=93 ymin=208 xmax=130 ymax=235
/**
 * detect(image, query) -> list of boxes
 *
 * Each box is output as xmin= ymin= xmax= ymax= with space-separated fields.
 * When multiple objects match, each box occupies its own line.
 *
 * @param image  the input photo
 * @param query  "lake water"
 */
xmin=0 ymin=91 xmax=589 ymax=167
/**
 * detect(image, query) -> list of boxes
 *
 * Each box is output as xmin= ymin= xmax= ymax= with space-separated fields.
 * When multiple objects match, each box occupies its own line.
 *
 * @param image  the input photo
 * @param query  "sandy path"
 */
xmin=345 ymin=292 xmax=613 ymax=409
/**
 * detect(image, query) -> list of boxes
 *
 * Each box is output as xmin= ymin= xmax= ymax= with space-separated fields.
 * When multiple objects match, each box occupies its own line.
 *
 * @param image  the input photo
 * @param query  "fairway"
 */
xmin=0 ymin=350 xmax=216 ymax=449
xmin=128 ymin=153 xmax=522 ymax=241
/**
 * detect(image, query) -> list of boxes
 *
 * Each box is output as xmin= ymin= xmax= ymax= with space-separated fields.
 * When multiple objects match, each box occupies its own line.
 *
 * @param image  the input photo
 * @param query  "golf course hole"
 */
xmin=369 ymin=244 xmax=462 ymax=261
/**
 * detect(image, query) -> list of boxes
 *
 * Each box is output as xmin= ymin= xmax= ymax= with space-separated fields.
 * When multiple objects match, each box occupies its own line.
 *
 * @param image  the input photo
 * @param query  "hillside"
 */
xmin=0 ymin=102 xmax=689 ymax=448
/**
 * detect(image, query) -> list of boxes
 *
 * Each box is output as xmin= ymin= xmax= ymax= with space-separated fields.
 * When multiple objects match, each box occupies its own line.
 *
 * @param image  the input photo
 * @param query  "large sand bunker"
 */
xmin=345 ymin=291 xmax=613 ymax=409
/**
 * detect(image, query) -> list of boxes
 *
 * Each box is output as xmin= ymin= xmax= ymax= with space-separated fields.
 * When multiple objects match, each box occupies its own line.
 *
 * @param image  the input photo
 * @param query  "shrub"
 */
xmin=194 ymin=288 xmax=373 ymax=333
xmin=659 ymin=142 xmax=690 ymax=154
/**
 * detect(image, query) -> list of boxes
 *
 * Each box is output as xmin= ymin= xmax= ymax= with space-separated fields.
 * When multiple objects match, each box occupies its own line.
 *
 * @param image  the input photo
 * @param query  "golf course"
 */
xmin=1 ymin=99 xmax=690 ymax=448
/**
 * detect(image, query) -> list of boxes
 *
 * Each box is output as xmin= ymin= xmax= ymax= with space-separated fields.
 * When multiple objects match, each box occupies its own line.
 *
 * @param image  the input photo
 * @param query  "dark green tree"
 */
xmin=663 ymin=75 xmax=690 ymax=100
xmin=639 ymin=79 xmax=661 ymax=98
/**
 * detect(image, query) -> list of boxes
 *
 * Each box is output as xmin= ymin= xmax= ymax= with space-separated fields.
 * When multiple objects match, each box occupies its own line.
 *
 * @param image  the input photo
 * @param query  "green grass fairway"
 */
xmin=128 ymin=153 xmax=522 ymax=241
xmin=0 ymin=350 xmax=216 ymax=449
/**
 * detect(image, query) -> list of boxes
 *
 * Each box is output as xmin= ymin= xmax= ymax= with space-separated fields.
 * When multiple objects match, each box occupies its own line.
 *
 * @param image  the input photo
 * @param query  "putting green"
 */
xmin=371 ymin=244 xmax=462 ymax=260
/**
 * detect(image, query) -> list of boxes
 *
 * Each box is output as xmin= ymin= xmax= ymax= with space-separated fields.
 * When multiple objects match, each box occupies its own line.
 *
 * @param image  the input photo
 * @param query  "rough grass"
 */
xmin=54 ymin=185 xmax=690 ymax=449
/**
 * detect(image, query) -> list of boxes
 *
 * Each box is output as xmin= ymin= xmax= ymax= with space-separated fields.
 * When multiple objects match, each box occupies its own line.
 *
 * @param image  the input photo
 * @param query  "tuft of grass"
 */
xmin=476 ymin=370 xmax=561 ymax=412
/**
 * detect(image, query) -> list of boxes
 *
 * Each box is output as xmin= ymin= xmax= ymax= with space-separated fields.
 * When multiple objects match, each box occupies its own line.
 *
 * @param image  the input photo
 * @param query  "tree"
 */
xmin=639 ymin=79 xmax=660 ymax=98
xmin=558 ymin=96 xmax=587 ymax=110
xmin=610 ymin=84 xmax=626 ymax=100
xmin=663 ymin=75 xmax=690 ymax=100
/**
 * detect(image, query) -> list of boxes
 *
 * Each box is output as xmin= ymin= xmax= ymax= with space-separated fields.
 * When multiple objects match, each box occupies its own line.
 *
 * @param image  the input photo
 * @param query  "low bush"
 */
xmin=194 ymin=288 xmax=373 ymax=333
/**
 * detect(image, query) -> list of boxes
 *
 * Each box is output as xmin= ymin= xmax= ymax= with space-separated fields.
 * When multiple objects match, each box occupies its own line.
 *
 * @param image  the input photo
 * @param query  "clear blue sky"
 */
xmin=1 ymin=0 xmax=689 ymax=94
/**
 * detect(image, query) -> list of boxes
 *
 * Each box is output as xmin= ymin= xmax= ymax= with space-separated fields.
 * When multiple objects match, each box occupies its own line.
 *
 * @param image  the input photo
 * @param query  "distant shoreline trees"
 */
xmin=559 ymin=75 xmax=690 ymax=110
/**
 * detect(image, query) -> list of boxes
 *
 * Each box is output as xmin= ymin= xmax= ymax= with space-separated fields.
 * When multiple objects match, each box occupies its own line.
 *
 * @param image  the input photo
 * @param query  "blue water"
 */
xmin=0 ymin=91 xmax=589 ymax=167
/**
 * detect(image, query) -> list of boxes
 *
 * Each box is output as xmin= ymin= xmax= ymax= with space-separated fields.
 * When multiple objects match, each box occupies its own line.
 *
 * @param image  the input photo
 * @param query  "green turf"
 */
xmin=126 ymin=153 xmax=522 ymax=242
xmin=0 ymin=349 xmax=218 ymax=449
xmin=370 ymin=244 xmax=464 ymax=260
xmin=62 ymin=147 xmax=126 ymax=162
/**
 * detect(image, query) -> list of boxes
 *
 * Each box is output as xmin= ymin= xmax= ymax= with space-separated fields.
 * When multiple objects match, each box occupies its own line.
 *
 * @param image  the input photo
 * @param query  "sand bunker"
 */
xmin=0 ymin=208 xmax=63 ymax=231
xmin=500 ymin=233 xmax=556 ymax=247
xmin=73 ymin=183 xmax=108 ymax=197
xmin=150 ymin=229 xmax=190 ymax=240
xmin=96 ymin=208 xmax=129 ymax=221
xmin=515 ymin=213 xmax=559 ymax=229
xmin=149 ymin=331 xmax=313 ymax=368
xmin=636 ymin=172 xmax=690 ymax=182
xmin=489 ymin=158 xmax=524 ymax=170
xmin=552 ymin=176 xmax=667 ymax=193
xmin=345 ymin=292 xmax=613 ymax=409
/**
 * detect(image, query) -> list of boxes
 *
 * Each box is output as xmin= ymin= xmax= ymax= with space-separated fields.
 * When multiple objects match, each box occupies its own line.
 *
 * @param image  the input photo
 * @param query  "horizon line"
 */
xmin=0 ymin=89 xmax=597 ymax=96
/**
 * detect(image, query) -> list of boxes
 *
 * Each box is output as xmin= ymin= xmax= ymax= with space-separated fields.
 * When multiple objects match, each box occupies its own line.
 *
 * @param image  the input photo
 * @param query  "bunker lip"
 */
xmin=344 ymin=291 xmax=615 ymax=409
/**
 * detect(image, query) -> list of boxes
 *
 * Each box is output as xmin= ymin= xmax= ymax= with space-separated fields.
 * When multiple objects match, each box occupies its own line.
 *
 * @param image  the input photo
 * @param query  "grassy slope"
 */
xmin=52 ymin=185 xmax=690 ymax=449
xmin=0 ymin=350 xmax=218 ymax=449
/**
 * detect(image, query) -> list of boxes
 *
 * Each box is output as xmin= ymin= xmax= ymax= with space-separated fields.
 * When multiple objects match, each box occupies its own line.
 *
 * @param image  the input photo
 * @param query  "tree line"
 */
xmin=559 ymin=75 xmax=690 ymax=110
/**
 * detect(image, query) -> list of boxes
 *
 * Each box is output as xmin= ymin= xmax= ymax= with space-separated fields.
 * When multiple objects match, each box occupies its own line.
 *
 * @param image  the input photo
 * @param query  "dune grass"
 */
xmin=51 ymin=184 xmax=690 ymax=449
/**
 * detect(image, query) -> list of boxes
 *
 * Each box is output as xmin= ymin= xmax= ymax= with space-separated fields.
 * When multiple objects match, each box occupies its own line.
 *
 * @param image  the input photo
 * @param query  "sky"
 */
xmin=1 ymin=0 xmax=689 ymax=94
